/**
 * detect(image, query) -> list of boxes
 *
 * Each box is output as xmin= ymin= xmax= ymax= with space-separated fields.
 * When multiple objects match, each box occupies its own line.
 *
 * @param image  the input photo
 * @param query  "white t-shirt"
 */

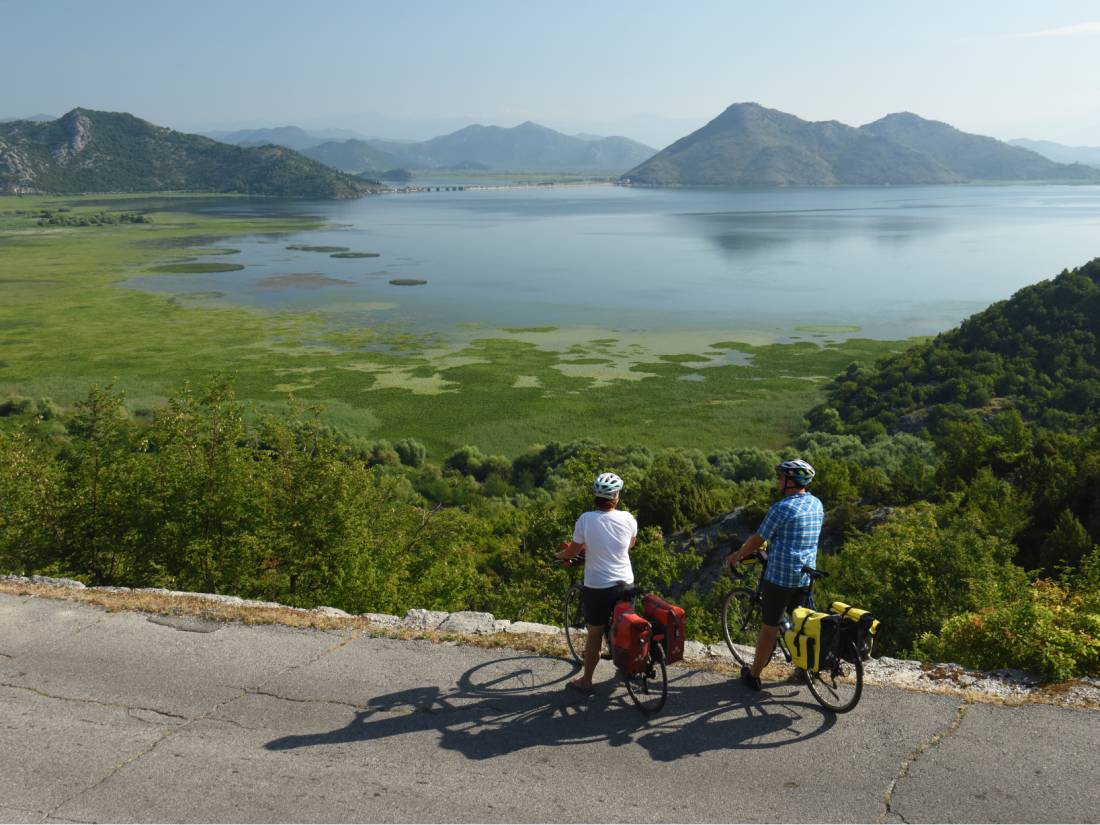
xmin=573 ymin=508 xmax=637 ymax=589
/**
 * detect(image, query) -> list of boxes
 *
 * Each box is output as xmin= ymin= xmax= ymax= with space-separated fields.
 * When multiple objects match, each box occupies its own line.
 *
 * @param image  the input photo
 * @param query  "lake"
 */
xmin=129 ymin=183 xmax=1100 ymax=345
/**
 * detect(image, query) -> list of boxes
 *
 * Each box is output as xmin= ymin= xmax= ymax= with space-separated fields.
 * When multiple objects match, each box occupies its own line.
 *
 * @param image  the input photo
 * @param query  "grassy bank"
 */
xmin=0 ymin=193 xmax=913 ymax=457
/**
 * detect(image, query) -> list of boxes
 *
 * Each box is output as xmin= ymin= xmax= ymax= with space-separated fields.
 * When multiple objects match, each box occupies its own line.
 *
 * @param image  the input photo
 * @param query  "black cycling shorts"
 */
xmin=582 ymin=582 xmax=633 ymax=628
xmin=760 ymin=579 xmax=807 ymax=627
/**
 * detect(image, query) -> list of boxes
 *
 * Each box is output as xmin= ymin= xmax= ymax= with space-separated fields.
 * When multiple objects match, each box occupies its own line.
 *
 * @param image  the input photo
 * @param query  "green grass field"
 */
xmin=0 ymin=194 xmax=915 ymax=457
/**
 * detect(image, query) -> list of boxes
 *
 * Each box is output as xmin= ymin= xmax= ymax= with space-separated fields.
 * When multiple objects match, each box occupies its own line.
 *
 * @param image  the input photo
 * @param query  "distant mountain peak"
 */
xmin=0 ymin=108 xmax=377 ymax=197
xmin=624 ymin=102 xmax=1100 ymax=186
xmin=870 ymin=111 xmax=956 ymax=131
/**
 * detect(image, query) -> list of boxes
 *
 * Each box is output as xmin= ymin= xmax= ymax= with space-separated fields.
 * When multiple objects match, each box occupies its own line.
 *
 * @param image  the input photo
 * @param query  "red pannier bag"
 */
xmin=611 ymin=600 xmax=651 ymax=674
xmin=642 ymin=594 xmax=686 ymax=664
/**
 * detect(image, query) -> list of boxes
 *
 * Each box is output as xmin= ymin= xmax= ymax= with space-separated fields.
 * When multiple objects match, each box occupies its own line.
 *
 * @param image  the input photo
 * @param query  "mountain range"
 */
xmin=624 ymin=103 xmax=1100 ymax=185
xmin=264 ymin=122 xmax=657 ymax=174
xmin=1008 ymin=139 xmax=1100 ymax=169
xmin=372 ymin=121 xmax=654 ymax=171
xmin=0 ymin=110 xmax=377 ymax=197
xmin=202 ymin=125 xmax=368 ymax=151
xmin=4 ymin=105 xmax=1098 ymax=195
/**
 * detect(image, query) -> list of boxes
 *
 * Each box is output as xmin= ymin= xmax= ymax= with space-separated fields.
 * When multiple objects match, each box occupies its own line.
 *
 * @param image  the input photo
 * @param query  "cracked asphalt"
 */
xmin=2 ymin=593 xmax=1098 ymax=823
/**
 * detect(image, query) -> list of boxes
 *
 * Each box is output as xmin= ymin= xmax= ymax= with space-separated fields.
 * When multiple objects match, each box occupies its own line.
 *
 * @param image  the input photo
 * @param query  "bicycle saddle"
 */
xmin=801 ymin=565 xmax=829 ymax=580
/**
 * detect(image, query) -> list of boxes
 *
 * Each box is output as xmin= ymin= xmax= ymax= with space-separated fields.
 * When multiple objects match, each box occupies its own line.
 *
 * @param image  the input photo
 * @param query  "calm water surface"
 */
xmin=129 ymin=184 xmax=1100 ymax=342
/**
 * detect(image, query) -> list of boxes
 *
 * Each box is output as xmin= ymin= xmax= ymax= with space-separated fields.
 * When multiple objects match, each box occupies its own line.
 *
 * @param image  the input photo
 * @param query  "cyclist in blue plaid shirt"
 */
xmin=725 ymin=458 xmax=823 ymax=691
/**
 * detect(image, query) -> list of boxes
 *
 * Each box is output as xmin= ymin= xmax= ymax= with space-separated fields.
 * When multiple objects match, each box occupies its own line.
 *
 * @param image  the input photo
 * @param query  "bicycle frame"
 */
xmin=726 ymin=550 xmax=826 ymax=665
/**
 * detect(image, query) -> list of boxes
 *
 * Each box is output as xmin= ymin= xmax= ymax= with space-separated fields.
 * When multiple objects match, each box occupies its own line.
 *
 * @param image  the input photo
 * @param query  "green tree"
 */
xmin=146 ymin=377 xmax=264 ymax=593
xmin=638 ymin=450 xmax=726 ymax=533
xmin=0 ymin=430 xmax=62 ymax=575
xmin=820 ymin=503 xmax=1028 ymax=654
xmin=1041 ymin=509 xmax=1093 ymax=573
xmin=55 ymin=385 xmax=151 ymax=584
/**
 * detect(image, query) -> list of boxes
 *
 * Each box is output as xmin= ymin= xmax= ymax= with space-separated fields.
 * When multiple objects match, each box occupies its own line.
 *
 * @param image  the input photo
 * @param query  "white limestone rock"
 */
xmin=402 ymin=608 xmax=450 ymax=631
xmin=705 ymin=643 xmax=735 ymax=661
xmin=682 ymin=640 xmax=708 ymax=661
xmin=505 ymin=621 xmax=561 ymax=635
xmin=30 ymin=575 xmax=86 ymax=589
xmin=361 ymin=612 xmax=401 ymax=627
xmin=311 ymin=605 xmax=351 ymax=618
xmin=438 ymin=611 xmax=497 ymax=635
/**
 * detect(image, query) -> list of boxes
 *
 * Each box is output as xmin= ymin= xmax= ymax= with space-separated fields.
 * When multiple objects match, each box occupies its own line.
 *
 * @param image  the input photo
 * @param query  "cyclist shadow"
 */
xmin=634 ymin=671 xmax=838 ymax=762
xmin=265 ymin=653 xmax=836 ymax=761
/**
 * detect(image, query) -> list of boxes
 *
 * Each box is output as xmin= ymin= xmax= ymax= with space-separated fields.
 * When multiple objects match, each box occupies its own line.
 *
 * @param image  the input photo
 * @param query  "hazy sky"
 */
xmin=3 ymin=0 xmax=1100 ymax=146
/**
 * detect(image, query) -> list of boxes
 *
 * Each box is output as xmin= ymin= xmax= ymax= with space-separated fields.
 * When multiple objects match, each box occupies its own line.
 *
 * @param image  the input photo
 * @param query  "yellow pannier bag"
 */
xmin=783 ymin=607 xmax=840 ymax=671
xmin=831 ymin=601 xmax=881 ymax=661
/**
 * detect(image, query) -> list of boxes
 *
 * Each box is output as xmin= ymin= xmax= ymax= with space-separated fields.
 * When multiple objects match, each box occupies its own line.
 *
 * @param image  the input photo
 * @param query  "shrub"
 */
xmin=393 ymin=437 xmax=427 ymax=468
xmin=912 ymin=579 xmax=1100 ymax=681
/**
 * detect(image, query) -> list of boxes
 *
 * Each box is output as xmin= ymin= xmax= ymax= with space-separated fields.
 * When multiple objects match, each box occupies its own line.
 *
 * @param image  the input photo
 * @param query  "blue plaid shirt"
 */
xmin=757 ymin=492 xmax=824 ymax=588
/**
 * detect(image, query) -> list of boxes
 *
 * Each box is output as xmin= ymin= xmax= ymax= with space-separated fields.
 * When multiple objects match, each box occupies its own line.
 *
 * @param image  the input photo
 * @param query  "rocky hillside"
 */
xmin=624 ymin=103 xmax=1100 ymax=185
xmin=863 ymin=113 xmax=1099 ymax=181
xmin=0 ymin=109 xmax=378 ymax=197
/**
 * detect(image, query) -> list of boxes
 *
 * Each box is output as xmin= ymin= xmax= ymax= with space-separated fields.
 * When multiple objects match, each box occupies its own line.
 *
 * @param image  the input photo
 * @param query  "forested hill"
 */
xmin=0 ymin=109 xmax=378 ymax=197
xmin=623 ymin=102 xmax=1100 ymax=185
xmin=814 ymin=257 xmax=1100 ymax=437
xmin=802 ymin=256 xmax=1100 ymax=583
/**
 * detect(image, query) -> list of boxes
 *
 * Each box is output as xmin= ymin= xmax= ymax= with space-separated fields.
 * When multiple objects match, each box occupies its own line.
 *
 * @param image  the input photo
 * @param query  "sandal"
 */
xmin=566 ymin=679 xmax=595 ymax=696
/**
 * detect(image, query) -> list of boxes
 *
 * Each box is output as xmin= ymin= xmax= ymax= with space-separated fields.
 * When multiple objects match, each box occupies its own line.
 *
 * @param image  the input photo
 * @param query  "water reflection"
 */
xmin=121 ymin=184 xmax=1100 ymax=342
xmin=680 ymin=208 xmax=947 ymax=258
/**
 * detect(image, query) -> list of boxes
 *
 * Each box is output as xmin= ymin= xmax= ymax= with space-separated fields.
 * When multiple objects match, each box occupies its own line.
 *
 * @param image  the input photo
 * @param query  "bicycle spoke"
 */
xmin=804 ymin=641 xmax=863 ymax=713
xmin=721 ymin=588 xmax=760 ymax=667
xmin=563 ymin=586 xmax=586 ymax=665
xmin=624 ymin=642 xmax=667 ymax=714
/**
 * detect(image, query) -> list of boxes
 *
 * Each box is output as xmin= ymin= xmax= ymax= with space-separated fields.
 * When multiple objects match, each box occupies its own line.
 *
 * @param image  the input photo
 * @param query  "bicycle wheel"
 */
xmin=804 ymin=640 xmax=863 ymax=713
xmin=721 ymin=588 xmax=762 ymax=667
xmin=564 ymin=584 xmax=586 ymax=664
xmin=624 ymin=640 xmax=667 ymax=714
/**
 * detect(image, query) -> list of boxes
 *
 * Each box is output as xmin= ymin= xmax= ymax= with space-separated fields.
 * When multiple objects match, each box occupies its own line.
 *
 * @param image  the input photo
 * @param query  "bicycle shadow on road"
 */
xmin=264 ymin=653 xmax=836 ymax=761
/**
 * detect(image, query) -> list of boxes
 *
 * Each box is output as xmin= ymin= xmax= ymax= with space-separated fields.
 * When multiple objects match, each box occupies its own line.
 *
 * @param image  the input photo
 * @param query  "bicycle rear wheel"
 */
xmin=624 ymin=640 xmax=667 ymax=714
xmin=564 ymin=584 xmax=586 ymax=664
xmin=721 ymin=588 xmax=761 ymax=667
xmin=804 ymin=640 xmax=863 ymax=713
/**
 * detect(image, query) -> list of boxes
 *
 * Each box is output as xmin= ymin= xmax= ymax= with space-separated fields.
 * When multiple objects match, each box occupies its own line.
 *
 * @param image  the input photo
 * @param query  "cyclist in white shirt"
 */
xmin=555 ymin=472 xmax=638 ymax=695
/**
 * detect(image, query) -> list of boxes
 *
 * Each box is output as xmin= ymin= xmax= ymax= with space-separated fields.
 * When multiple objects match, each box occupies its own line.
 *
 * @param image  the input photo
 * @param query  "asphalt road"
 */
xmin=1 ymin=593 xmax=1097 ymax=823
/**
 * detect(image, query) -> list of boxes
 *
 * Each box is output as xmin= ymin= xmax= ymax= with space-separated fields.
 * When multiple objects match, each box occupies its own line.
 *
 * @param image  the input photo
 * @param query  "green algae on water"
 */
xmin=145 ymin=262 xmax=245 ymax=274
xmin=286 ymin=244 xmax=349 ymax=253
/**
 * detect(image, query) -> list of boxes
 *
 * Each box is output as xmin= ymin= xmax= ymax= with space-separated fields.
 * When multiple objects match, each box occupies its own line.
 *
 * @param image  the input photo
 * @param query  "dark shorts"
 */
xmin=761 ymin=579 xmax=809 ymax=627
xmin=582 ymin=582 xmax=633 ymax=628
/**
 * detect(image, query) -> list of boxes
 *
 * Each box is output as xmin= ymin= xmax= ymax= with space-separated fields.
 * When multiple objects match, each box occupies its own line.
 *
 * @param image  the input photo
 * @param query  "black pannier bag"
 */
xmin=830 ymin=601 xmax=880 ymax=661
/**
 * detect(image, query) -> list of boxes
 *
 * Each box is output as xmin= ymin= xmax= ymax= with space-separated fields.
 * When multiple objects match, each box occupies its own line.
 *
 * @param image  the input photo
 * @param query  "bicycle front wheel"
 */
xmin=564 ymin=584 xmax=586 ymax=665
xmin=805 ymin=640 xmax=863 ymax=713
xmin=624 ymin=640 xmax=667 ymax=714
xmin=721 ymin=588 xmax=761 ymax=667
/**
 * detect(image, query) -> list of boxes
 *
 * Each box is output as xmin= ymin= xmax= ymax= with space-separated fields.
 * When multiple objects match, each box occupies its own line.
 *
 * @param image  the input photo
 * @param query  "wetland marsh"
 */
xmin=3 ymin=183 xmax=1100 ymax=457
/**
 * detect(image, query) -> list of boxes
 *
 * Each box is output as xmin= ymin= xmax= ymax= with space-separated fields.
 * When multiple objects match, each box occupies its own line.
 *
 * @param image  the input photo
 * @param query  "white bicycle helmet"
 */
xmin=593 ymin=472 xmax=624 ymax=499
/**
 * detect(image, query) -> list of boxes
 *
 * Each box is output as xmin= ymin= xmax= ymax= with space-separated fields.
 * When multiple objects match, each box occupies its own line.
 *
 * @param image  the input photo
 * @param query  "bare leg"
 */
xmin=570 ymin=624 xmax=605 ymax=689
xmin=751 ymin=623 xmax=780 ymax=678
